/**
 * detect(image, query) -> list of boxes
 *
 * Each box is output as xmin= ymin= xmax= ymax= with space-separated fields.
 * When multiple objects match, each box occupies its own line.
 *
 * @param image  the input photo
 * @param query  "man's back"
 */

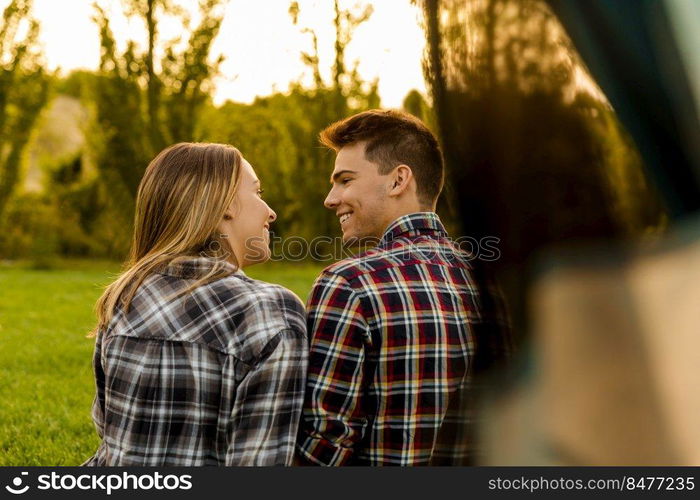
xmin=297 ymin=212 xmax=504 ymax=465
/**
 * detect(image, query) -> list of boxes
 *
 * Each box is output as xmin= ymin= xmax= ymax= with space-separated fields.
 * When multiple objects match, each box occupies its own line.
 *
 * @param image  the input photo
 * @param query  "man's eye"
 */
xmin=341 ymin=178 xmax=351 ymax=185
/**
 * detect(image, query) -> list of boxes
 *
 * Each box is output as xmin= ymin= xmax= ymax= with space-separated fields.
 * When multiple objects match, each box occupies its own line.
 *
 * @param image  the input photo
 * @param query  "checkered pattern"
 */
xmin=83 ymin=257 xmax=308 ymax=466
xmin=297 ymin=212 xmax=510 ymax=466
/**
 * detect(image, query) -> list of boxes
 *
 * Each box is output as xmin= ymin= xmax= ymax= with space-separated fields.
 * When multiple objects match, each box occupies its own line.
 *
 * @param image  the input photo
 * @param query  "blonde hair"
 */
xmin=91 ymin=142 xmax=243 ymax=336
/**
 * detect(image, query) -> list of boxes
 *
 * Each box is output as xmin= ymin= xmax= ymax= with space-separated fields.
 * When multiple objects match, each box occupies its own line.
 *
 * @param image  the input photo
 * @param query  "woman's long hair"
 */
xmin=91 ymin=142 xmax=243 ymax=336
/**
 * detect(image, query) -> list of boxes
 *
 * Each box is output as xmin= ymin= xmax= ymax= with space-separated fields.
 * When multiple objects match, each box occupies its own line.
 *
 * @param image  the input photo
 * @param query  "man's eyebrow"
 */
xmin=330 ymin=169 xmax=357 ymax=183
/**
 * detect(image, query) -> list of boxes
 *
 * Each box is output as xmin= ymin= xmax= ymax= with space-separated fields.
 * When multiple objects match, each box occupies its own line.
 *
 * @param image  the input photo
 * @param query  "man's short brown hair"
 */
xmin=320 ymin=109 xmax=444 ymax=207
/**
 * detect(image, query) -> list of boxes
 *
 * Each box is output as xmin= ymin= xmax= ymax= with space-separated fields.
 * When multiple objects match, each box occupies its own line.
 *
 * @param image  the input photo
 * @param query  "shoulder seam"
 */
xmin=101 ymin=333 xmax=246 ymax=362
xmin=250 ymin=326 xmax=307 ymax=368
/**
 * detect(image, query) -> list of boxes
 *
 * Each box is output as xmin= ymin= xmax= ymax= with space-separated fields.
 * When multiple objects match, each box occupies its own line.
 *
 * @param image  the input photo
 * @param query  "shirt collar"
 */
xmin=159 ymin=255 xmax=241 ymax=279
xmin=379 ymin=212 xmax=448 ymax=246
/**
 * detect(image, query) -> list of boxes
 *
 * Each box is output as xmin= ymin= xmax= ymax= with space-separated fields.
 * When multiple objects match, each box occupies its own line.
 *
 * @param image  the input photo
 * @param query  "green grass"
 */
xmin=0 ymin=259 xmax=324 ymax=466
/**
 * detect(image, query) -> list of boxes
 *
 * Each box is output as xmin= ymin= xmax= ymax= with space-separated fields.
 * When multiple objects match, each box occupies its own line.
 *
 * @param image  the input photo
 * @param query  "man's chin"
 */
xmin=341 ymin=234 xmax=357 ymax=246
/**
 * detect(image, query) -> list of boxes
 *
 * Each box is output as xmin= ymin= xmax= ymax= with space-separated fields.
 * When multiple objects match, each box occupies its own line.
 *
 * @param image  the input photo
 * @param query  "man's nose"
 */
xmin=324 ymin=187 xmax=340 ymax=210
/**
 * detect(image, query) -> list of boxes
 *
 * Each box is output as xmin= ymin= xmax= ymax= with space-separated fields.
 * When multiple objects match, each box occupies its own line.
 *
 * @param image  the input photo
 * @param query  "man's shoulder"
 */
xmin=319 ymin=239 xmax=474 ymax=281
xmin=318 ymin=246 xmax=395 ymax=283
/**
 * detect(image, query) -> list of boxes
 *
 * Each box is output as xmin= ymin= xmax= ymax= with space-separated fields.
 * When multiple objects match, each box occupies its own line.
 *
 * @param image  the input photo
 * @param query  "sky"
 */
xmin=29 ymin=0 xmax=428 ymax=107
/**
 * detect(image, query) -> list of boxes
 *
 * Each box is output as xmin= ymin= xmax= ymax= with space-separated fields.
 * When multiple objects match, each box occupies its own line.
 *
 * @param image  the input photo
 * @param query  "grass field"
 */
xmin=0 ymin=259 xmax=324 ymax=466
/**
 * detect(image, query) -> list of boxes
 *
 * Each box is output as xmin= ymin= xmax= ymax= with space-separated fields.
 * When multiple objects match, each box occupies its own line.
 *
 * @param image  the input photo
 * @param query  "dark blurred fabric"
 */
xmin=423 ymin=0 xmax=700 ymax=464
xmin=548 ymin=0 xmax=700 ymax=218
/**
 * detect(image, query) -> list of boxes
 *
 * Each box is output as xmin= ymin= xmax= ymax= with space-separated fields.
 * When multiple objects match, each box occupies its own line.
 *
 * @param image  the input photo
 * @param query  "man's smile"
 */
xmin=338 ymin=212 xmax=353 ymax=225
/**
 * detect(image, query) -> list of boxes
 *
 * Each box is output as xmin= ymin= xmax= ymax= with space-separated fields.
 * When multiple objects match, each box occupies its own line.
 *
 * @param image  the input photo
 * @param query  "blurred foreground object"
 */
xmin=549 ymin=0 xmax=700 ymax=218
xmin=423 ymin=0 xmax=700 ymax=464
xmin=535 ymin=225 xmax=700 ymax=464
xmin=483 ymin=222 xmax=700 ymax=464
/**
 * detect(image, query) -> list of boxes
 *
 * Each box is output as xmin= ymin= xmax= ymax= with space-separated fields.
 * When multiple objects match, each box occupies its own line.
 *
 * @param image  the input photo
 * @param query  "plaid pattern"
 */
xmin=84 ymin=257 xmax=308 ymax=466
xmin=297 ymin=212 xmax=510 ymax=466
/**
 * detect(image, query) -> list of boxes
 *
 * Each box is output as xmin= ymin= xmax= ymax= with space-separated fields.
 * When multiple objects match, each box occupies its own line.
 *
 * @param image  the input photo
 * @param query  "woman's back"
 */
xmin=84 ymin=257 xmax=307 ymax=466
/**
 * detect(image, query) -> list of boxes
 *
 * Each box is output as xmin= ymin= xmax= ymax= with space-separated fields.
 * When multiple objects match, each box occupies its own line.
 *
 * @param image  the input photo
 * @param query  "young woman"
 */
xmin=83 ymin=142 xmax=307 ymax=466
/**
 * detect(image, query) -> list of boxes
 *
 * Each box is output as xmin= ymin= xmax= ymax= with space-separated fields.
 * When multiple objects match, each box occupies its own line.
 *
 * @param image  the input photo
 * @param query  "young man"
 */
xmin=296 ymin=109 xmax=509 ymax=466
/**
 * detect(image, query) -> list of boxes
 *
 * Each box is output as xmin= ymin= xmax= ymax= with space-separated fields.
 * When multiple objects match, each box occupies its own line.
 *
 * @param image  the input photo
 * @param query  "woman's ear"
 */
xmin=216 ymin=210 xmax=232 ymax=236
xmin=388 ymin=164 xmax=414 ymax=197
xmin=220 ymin=197 xmax=240 ymax=225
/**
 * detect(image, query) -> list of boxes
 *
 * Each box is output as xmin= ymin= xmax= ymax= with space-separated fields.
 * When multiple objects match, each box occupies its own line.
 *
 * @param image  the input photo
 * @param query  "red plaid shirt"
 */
xmin=297 ymin=212 xmax=510 ymax=465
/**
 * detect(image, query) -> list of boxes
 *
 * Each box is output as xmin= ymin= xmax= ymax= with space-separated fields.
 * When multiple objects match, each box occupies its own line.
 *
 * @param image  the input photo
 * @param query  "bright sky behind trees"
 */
xmin=30 ymin=0 xmax=427 ymax=106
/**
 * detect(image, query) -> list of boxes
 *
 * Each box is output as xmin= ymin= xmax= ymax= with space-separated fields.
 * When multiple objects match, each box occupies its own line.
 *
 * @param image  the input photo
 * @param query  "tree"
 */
xmin=86 ymin=0 xmax=227 ymax=255
xmin=0 ymin=0 xmax=49 ymax=219
xmin=282 ymin=0 xmax=380 ymax=243
xmin=290 ymin=0 xmax=376 ymax=117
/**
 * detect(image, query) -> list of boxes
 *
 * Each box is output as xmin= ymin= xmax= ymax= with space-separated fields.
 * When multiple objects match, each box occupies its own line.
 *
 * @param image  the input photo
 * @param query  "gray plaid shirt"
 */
xmin=84 ymin=257 xmax=308 ymax=466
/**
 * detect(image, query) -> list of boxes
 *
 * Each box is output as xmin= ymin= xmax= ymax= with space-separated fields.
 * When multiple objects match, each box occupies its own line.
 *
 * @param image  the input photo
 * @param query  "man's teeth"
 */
xmin=340 ymin=213 xmax=352 ymax=224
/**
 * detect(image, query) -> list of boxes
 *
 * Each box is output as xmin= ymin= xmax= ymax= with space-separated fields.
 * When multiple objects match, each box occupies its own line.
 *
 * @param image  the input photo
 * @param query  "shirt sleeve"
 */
xmin=90 ymin=330 xmax=106 ymax=440
xmin=82 ymin=331 xmax=106 ymax=466
xmin=296 ymin=272 xmax=371 ymax=466
xmin=227 ymin=327 xmax=308 ymax=466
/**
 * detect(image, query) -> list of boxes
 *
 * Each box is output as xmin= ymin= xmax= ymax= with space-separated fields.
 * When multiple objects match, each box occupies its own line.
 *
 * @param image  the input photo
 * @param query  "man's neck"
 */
xmin=376 ymin=209 xmax=436 ymax=238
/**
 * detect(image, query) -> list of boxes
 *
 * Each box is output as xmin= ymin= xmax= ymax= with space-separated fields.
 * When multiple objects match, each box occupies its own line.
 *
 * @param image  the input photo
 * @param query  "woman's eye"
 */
xmin=341 ymin=178 xmax=351 ymax=185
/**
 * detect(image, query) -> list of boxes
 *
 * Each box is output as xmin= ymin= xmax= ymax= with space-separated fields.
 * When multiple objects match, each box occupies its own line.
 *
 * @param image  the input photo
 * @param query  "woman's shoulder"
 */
xmin=205 ymin=272 xmax=307 ymax=358
xmin=154 ymin=256 xmax=304 ymax=326
xmin=105 ymin=263 xmax=305 ymax=361
xmin=215 ymin=272 xmax=305 ymax=325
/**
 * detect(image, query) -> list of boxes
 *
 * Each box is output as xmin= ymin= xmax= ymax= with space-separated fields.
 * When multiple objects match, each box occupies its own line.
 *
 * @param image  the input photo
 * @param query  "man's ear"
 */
xmin=388 ymin=164 xmax=414 ymax=197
